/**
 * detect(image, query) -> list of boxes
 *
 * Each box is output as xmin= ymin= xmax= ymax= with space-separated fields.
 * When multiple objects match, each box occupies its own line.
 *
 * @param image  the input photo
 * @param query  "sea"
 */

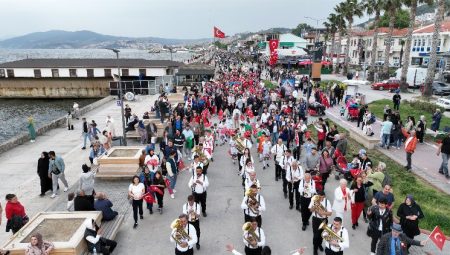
xmin=0 ymin=49 xmax=193 ymax=143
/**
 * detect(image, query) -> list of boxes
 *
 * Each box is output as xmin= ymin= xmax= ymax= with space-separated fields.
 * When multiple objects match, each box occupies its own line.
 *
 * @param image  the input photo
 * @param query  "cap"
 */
xmin=391 ymin=223 xmax=403 ymax=233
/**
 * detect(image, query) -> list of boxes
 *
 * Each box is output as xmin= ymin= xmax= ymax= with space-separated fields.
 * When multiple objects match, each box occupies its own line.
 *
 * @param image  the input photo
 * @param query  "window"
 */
xmin=69 ymin=69 xmax=77 ymax=77
xmin=427 ymin=38 xmax=431 ymax=46
xmin=439 ymin=39 xmax=442 ymax=46
xmin=121 ymin=69 xmax=129 ymax=76
xmin=0 ymin=69 xmax=5 ymax=78
xmin=413 ymin=39 xmax=417 ymax=47
xmin=422 ymin=39 xmax=425 ymax=46
xmin=52 ymin=69 xmax=59 ymax=78
xmin=139 ymin=69 xmax=146 ymax=76
xmin=87 ymin=69 xmax=94 ymax=78
xmin=34 ymin=69 xmax=41 ymax=78
xmin=104 ymin=69 xmax=112 ymax=77
xmin=6 ymin=69 xmax=14 ymax=77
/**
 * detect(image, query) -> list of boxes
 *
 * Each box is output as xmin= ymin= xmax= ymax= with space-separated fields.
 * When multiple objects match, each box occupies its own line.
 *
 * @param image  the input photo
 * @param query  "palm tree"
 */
xmin=423 ymin=0 xmax=447 ymax=97
xmin=364 ymin=0 xmax=385 ymax=81
xmin=324 ymin=14 xmax=339 ymax=73
xmin=400 ymin=0 xmax=434 ymax=91
xmin=336 ymin=0 xmax=364 ymax=75
xmin=381 ymin=0 xmax=403 ymax=79
xmin=335 ymin=14 xmax=347 ymax=74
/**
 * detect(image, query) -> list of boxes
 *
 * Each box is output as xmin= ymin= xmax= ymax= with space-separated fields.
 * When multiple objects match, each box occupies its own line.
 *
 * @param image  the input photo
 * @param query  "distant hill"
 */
xmin=0 ymin=30 xmax=211 ymax=49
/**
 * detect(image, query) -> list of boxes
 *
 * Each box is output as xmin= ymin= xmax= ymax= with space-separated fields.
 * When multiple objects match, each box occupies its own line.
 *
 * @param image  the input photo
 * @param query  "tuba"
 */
xmin=170 ymin=219 xmax=191 ymax=245
xmin=242 ymin=222 xmax=260 ymax=248
xmin=233 ymin=135 xmax=246 ymax=154
xmin=245 ymin=189 xmax=260 ymax=215
xmin=194 ymin=146 xmax=209 ymax=166
xmin=311 ymin=195 xmax=327 ymax=215
xmin=319 ymin=221 xmax=344 ymax=242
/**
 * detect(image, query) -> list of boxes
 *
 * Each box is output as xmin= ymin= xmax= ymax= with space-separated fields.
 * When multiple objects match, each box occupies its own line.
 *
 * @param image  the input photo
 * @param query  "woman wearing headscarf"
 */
xmin=27 ymin=116 xmax=37 ymax=143
xmin=25 ymin=233 xmax=54 ymax=255
xmin=397 ymin=195 xmax=424 ymax=244
xmin=37 ymin=152 xmax=52 ymax=196
xmin=137 ymin=120 xmax=148 ymax=144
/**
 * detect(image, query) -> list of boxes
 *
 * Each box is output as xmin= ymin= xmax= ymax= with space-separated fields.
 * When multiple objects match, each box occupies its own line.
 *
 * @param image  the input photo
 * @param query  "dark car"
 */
xmin=432 ymin=82 xmax=450 ymax=95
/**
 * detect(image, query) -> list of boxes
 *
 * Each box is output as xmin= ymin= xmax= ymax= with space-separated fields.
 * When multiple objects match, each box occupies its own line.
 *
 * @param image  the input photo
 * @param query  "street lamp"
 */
xmin=304 ymin=16 xmax=325 ymax=43
xmin=107 ymin=48 xmax=127 ymax=145
xmin=164 ymin=45 xmax=175 ymax=61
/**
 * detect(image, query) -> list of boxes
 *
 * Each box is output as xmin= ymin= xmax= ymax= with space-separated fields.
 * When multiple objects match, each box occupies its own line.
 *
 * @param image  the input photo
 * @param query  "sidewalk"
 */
xmin=326 ymin=106 xmax=450 ymax=195
xmin=0 ymin=94 xmax=158 ymax=244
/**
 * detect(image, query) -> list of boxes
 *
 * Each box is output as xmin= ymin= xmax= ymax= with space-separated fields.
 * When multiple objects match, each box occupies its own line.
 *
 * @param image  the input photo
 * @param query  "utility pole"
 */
xmin=108 ymin=48 xmax=127 ymax=146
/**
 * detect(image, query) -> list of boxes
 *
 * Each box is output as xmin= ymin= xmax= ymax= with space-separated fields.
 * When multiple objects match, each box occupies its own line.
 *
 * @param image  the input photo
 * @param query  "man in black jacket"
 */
xmin=376 ymin=223 xmax=426 ymax=255
xmin=367 ymin=198 xmax=393 ymax=254
xmin=357 ymin=105 xmax=367 ymax=129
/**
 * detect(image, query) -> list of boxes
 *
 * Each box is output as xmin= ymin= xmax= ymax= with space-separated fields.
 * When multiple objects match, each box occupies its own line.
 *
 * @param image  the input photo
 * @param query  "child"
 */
xmin=229 ymin=137 xmax=238 ymax=164
xmin=262 ymin=136 xmax=272 ymax=170
xmin=340 ymin=106 xmax=345 ymax=117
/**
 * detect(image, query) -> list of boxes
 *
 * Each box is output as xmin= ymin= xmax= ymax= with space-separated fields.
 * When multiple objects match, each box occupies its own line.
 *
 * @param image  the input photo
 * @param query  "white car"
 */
xmin=436 ymin=96 xmax=450 ymax=110
xmin=342 ymin=80 xmax=370 ymax=86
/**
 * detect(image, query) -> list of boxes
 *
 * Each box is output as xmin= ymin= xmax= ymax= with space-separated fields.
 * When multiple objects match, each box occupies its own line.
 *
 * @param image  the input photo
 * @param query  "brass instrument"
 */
xmin=319 ymin=221 xmax=344 ymax=242
xmin=311 ymin=195 xmax=327 ymax=215
xmin=245 ymin=189 xmax=260 ymax=215
xmin=170 ymin=219 xmax=191 ymax=245
xmin=193 ymin=146 xmax=209 ymax=166
xmin=303 ymin=182 xmax=311 ymax=197
xmin=233 ymin=135 xmax=246 ymax=154
xmin=189 ymin=208 xmax=197 ymax=222
xmin=242 ymin=222 xmax=260 ymax=248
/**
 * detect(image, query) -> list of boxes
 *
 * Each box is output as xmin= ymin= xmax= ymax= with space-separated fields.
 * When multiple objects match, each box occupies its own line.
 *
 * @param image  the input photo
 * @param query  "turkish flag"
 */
xmin=429 ymin=226 xmax=446 ymax=251
xmin=269 ymin=39 xmax=279 ymax=52
xmin=214 ymin=27 xmax=225 ymax=38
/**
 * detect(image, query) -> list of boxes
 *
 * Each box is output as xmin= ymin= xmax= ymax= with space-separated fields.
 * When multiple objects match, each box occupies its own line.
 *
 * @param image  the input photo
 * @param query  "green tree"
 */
xmin=378 ymin=8 xmax=410 ymax=28
xmin=381 ymin=0 xmax=404 ymax=79
xmin=365 ymin=0 xmax=385 ymax=81
xmin=291 ymin=23 xmax=315 ymax=36
xmin=324 ymin=14 xmax=339 ymax=73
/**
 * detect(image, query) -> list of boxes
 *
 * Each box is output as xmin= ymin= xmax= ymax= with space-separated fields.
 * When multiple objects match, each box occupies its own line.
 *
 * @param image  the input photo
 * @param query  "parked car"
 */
xmin=436 ymin=96 xmax=450 ymax=110
xmin=371 ymin=79 xmax=404 ymax=91
xmin=432 ymin=82 xmax=450 ymax=95
xmin=342 ymin=80 xmax=370 ymax=86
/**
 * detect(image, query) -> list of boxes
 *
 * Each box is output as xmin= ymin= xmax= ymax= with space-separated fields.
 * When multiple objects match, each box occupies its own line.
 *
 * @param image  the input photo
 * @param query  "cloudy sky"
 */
xmin=0 ymin=0 xmax=367 ymax=39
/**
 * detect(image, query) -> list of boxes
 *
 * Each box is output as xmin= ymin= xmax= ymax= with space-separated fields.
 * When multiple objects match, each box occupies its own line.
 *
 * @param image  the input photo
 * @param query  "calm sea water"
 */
xmin=0 ymin=49 xmax=193 ymax=143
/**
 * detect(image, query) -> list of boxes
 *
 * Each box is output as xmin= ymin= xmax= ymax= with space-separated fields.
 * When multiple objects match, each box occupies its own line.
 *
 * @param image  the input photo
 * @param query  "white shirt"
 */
xmin=144 ymin=154 xmax=159 ymax=172
xmin=183 ymin=202 xmax=201 ymax=222
xmin=279 ymin=155 xmax=295 ymax=170
xmin=191 ymin=148 xmax=212 ymax=160
xmin=332 ymin=187 xmax=351 ymax=213
xmin=324 ymin=225 xmax=350 ymax=252
xmin=243 ymin=227 xmax=266 ymax=248
xmin=298 ymin=179 xmax=316 ymax=198
xmin=271 ymin=144 xmax=287 ymax=162
xmin=240 ymin=155 xmax=254 ymax=167
xmin=244 ymin=178 xmax=261 ymax=191
xmin=261 ymin=112 xmax=270 ymax=123
xmin=190 ymin=161 xmax=204 ymax=176
xmin=378 ymin=209 xmax=386 ymax=231
xmin=286 ymin=165 xmax=304 ymax=182
xmin=188 ymin=174 xmax=209 ymax=194
xmin=170 ymin=223 xmax=198 ymax=251
xmin=128 ymin=183 xmax=145 ymax=200
xmin=308 ymin=198 xmax=332 ymax=219
xmin=241 ymin=194 xmax=266 ymax=217
xmin=242 ymin=139 xmax=252 ymax=150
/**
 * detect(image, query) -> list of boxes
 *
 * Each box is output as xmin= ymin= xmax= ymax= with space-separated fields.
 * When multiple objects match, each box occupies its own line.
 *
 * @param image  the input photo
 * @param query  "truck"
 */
xmin=394 ymin=67 xmax=428 ymax=88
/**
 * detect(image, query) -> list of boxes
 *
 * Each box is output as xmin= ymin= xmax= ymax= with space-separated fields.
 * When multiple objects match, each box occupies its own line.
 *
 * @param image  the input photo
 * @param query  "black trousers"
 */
xmin=294 ymin=145 xmax=301 ymax=160
xmin=155 ymin=191 xmax=164 ymax=208
xmin=300 ymin=196 xmax=312 ymax=225
xmin=132 ymin=199 xmax=143 ymax=224
xmin=371 ymin=230 xmax=382 ymax=253
xmin=245 ymin=246 xmax=262 ymax=255
xmin=203 ymin=164 xmax=209 ymax=175
xmin=288 ymin=182 xmax=300 ymax=208
xmin=190 ymin=220 xmax=200 ymax=244
xmin=175 ymin=248 xmax=194 ymax=255
xmin=275 ymin=164 xmax=282 ymax=179
xmin=312 ymin=216 xmax=326 ymax=251
xmin=244 ymin=214 xmax=262 ymax=228
xmin=99 ymin=237 xmax=117 ymax=255
xmin=193 ymin=192 xmax=207 ymax=213
xmin=325 ymin=248 xmax=343 ymax=255
xmin=321 ymin=172 xmax=330 ymax=191
xmin=281 ymin=170 xmax=288 ymax=194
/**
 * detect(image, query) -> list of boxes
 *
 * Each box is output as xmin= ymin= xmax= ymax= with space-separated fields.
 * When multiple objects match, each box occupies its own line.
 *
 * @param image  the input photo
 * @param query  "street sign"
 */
xmin=116 ymin=100 xmax=122 ymax=106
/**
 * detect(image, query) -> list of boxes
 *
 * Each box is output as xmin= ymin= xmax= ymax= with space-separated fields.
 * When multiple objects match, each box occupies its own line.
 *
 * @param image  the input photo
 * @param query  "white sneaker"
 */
xmin=171 ymin=194 xmax=175 ymax=199
xmin=173 ymin=189 xmax=176 ymax=193
xmin=64 ymin=187 xmax=68 ymax=192
xmin=50 ymin=194 xmax=57 ymax=198
xmin=370 ymin=253 xmax=375 ymax=255
xmin=30 ymin=140 xmax=35 ymax=143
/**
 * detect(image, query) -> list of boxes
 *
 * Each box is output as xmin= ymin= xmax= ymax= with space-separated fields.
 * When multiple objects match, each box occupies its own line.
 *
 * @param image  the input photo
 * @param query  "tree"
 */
xmin=378 ymin=9 xmax=410 ymax=28
xmin=333 ymin=13 xmax=347 ymax=74
xmin=337 ymin=0 xmax=364 ymax=75
xmin=324 ymin=14 xmax=339 ymax=73
xmin=400 ymin=0 xmax=433 ymax=91
xmin=423 ymin=0 xmax=446 ymax=97
xmin=292 ymin=23 xmax=315 ymax=37
xmin=381 ymin=0 xmax=404 ymax=79
xmin=365 ymin=0 xmax=385 ymax=81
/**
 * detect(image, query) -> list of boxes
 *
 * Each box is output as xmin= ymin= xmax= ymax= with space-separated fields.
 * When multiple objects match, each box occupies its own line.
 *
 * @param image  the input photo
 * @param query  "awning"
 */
xmin=257 ymin=42 xmax=267 ymax=48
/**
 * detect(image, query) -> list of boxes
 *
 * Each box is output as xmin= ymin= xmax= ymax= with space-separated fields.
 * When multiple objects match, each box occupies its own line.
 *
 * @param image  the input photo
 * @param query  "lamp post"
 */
xmin=108 ymin=48 xmax=127 ymax=145
xmin=300 ymin=47 xmax=313 ymax=114
xmin=304 ymin=16 xmax=325 ymax=43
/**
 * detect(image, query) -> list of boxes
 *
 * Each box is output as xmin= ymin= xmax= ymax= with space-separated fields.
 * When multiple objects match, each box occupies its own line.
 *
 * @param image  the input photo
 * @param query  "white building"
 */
xmin=410 ymin=20 xmax=450 ymax=66
xmin=259 ymin=33 xmax=308 ymax=57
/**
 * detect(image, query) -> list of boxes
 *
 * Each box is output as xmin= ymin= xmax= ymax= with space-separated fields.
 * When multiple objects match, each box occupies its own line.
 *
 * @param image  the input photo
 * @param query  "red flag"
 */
xmin=143 ymin=193 xmax=155 ymax=204
xmin=429 ymin=226 xmax=446 ymax=250
xmin=214 ymin=27 xmax=225 ymax=38
xmin=269 ymin=39 xmax=279 ymax=52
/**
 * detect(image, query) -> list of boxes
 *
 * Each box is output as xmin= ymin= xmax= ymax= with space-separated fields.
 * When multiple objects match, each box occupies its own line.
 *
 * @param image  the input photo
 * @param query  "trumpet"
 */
xmin=242 ymin=222 xmax=260 ymax=248
xmin=311 ymin=195 xmax=327 ymax=215
xmin=319 ymin=221 xmax=344 ymax=242
xmin=170 ymin=219 xmax=191 ymax=245
xmin=189 ymin=209 xmax=197 ymax=222
xmin=245 ymin=189 xmax=260 ymax=215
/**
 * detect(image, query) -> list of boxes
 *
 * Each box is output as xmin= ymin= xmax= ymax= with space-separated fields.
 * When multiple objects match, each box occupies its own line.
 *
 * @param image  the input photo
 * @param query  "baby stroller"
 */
xmin=308 ymin=102 xmax=326 ymax=116
xmin=346 ymin=104 xmax=359 ymax=121
xmin=333 ymin=150 xmax=355 ymax=182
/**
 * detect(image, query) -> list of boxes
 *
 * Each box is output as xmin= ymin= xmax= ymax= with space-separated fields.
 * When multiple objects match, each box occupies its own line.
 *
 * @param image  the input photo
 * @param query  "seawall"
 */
xmin=0 ymin=96 xmax=114 ymax=155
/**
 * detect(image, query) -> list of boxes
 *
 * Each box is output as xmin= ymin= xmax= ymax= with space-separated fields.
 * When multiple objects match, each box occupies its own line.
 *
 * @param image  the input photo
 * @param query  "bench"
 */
xmin=81 ymin=214 xmax=125 ymax=255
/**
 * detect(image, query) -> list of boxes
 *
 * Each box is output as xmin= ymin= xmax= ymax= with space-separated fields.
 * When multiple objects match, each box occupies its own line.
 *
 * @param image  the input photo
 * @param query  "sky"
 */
xmin=0 ymin=0 xmax=367 ymax=39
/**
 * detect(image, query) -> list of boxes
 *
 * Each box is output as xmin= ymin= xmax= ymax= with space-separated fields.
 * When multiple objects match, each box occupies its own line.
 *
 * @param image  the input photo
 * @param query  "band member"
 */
xmin=190 ymin=155 xmax=204 ymax=177
xmin=367 ymin=198 xmax=393 ymax=255
xmin=332 ymin=179 xmax=351 ymax=220
xmin=323 ymin=217 xmax=349 ymax=255
xmin=188 ymin=167 xmax=209 ymax=217
xmin=244 ymin=171 xmax=261 ymax=192
xmin=279 ymin=149 xmax=295 ymax=199
xmin=286 ymin=160 xmax=304 ymax=210
xmin=240 ymin=148 xmax=254 ymax=185
xmin=299 ymin=173 xmax=317 ymax=230
xmin=237 ymin=133 xmax=253 ymax=171
xmin=309 ymin=190 xmax=333 ymax=255
xmin=170 ymin=214 xmax=198 ymax=255
xmin=183 ymin=195 xmax=201 ymax=250
xmin=271 ymin=138 xmax=287 ymax=181
xmin=204 ymin=130 xmax=214 ymax=160
xmin=242 ymin=217 xmax=266 ymax=255
xmin=191 ymin=143 xmax=211 ymax=175
xmin=241 ymin=184 xmax=266 ymax=227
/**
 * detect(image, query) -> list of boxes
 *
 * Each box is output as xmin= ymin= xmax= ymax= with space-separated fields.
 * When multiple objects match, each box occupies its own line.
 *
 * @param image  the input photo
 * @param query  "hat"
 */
xmin=82 ymin=164 xmax=91 ymax=173
xmin=391 ymin=223 xmax=403 ymax=233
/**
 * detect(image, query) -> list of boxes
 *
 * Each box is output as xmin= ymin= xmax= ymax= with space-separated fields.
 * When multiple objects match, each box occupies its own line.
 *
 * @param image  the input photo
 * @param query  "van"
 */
xmin=394 ymin=67 xmax=429 ymax=88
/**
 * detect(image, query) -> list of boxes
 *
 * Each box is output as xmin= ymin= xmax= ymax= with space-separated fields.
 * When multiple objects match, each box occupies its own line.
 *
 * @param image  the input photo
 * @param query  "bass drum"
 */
xmin=124 ymin=92 xmax=135 ymax=101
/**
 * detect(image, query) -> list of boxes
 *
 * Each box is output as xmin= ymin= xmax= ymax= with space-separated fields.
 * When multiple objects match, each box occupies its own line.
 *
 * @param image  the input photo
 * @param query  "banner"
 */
xmin=269 ymin=39 xmax=279 ymax=52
